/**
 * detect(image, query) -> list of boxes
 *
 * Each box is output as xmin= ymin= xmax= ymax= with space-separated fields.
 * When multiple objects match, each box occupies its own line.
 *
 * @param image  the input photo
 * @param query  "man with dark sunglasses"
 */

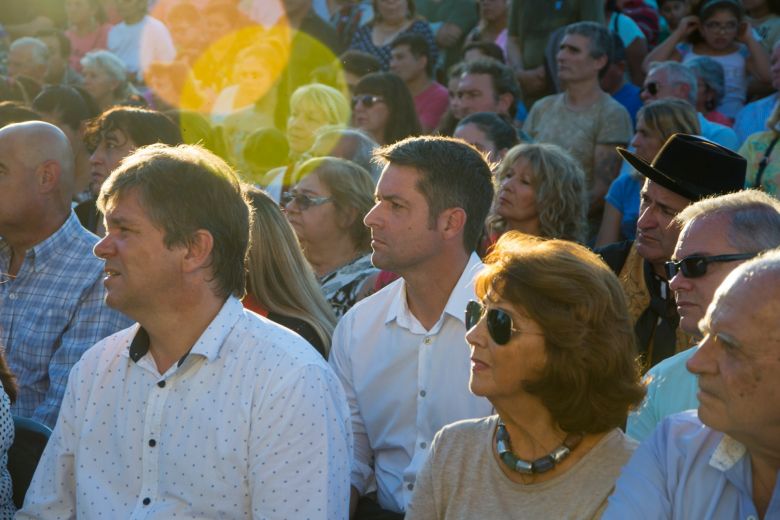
xmin=626 ymin=189 xmax=780 ymax=441
xmin=329 ymin=136 xmax=495 ymax=519
xmin=597 ymin=133 xmax=745 ymax=370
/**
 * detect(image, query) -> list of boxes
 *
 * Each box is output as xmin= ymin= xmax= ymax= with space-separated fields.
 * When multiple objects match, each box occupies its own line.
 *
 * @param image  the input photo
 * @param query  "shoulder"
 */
xmin=431 ymin=416 xmax=496 ymax=457
xmin=72 ymin=324 xmax=139 ymax=377
xmin=594 ymin=239 xmax=634 ymax=274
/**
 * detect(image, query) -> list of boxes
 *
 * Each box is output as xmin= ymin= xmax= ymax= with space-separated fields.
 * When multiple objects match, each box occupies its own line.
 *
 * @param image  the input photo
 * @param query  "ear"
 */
xmin=496 ymin=92 xmax=514 ymax=115
xmin=438 ymin=207 xmax=467 ymax=241
xmin=37 ymin=160 xmax=61 ymax=194
xmin=182 ymin=229 xmax=215 ymax=274
xmin=595 ymin=54 xmax=608 ymax=75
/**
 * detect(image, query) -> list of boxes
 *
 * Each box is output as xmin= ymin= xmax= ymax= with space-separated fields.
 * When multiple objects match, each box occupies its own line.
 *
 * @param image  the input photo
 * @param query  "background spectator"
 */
xmin=64 ymin=0 xmax=112 ymax=73
xmin=685 ymin=55 xmax=731 ymax=124
xmin=453 ymin=111 xmax=519 ymax=164
xmin=464 ymin=0 xmax=509 ymax=53
xmin=7 ymin=37 xmax=49 ymax=85
xmin=80 ymin=49 xmax=140 ymax=111
xmin=739 ymin=97 xmax=780 ymax=194
xmin=36 ymin=29 xmax=83 ymax=86
xmin=352 ymin=71 xmax=422 ymax=144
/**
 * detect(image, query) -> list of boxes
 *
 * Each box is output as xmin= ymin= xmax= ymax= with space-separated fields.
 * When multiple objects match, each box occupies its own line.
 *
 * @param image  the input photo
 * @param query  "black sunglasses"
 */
xmin=664 ymin=253 xmax=757 ymax=279
xmin=351 ymin=94 xmax=385 ymax=109
xmin=641 ymin=81 xmax=660 ymax=96
xmin=465 ymin=300 xmax=519 ymax=345
xmin=281 ymin=191 xmax=332 ymax=210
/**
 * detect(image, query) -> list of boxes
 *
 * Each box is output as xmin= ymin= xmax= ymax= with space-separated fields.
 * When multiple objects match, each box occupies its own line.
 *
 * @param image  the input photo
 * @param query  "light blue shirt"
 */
xmin=734 ymin=93 xmax=778 ymax=146
xmin=604 ymin=411 xmax=780 ymax=520
xmin=698 ymin=113 xmax=740 ymax=151
xmin=626 ymin=347 xmax=698 ymax=442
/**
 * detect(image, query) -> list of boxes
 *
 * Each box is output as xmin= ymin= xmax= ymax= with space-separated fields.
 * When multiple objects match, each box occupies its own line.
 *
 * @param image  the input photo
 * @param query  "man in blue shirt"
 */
xmin=0 ymin=121 xmax=131 ymax=427
xmin=605 ymin=251 xmax=780 ymax=519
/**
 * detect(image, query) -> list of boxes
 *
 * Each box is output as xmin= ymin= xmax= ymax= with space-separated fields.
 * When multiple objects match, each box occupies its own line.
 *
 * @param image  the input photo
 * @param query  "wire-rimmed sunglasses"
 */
xmin=664 ymin=253 xmax=757 ymax=279
xmin=281 ymin=191 xmax=333 ymax=211
xmin=351 ymin=94 xmax=385 ymax=109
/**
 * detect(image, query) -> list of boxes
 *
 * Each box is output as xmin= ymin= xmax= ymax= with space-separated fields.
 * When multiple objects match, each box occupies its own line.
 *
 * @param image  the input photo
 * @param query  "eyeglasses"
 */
xmin=664 ymin=253 xmax=757 ymax=279
xmin=281 ymin=191 xmax=332 ymax=210
xmin=704 ymin=20 xmax=738 ymax=33
xmin=641 ymin=81 xmax=660 ymax=96
xmin=351 ymin=94 xmax=385 ymax=109
xmin=465 ymin=300 xmax=522 ymax=345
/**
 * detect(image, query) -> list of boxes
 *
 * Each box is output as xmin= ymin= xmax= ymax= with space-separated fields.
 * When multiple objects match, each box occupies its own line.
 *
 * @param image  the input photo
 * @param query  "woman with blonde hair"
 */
xmin=284 ymin=157 xmax=378 ymax=318
xmin=595 ymin=98 xmax=700 ymax=246
xmin=739 ymin=99 xmax=780 ymax=195
xmin=244 ymin=188 xmax=337 ymax=356
xmin=407 ymin=233 xmax=645 ymax=519
xmin=492 ymin=143 xmax=588 ymax=244
xmin=262 ymin=83 xmax=351 ymax=201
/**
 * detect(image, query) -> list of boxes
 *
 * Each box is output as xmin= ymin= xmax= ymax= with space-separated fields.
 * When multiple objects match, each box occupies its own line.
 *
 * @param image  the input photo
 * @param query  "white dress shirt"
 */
xmin=329 ymin=253 xmax=493 ymax=513
xmin=18 ymin=297 xmax=352 ymax=519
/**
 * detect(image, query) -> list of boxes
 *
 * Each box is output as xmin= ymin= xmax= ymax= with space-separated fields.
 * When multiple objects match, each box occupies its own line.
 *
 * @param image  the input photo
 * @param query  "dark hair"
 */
xmin=35 ymin=29 xmax=71 ymax=58
xmin=475 ymin=232 xmax=646 ymax=433
xmin=390 ymin=33 xmax=433 ymax=76
xmin=33 ymin=86 xmax=97 ymax=131
xmin=460 ymin=58 xmax=521 ymax=118
xmin=372 ymin=0 xmax=416 ymax=23
xmin=339 ymin=50 xmax=382 ymax=77
xmin=97 ymin=144 xmax=251 ymax=298
xmin=611 ymin=33 xmax=626 ymax=63
xmin=456 ymin=112 xmax=519 ymax=152
xmin=463 ymin=41 xmax=506 ymax=63
xmin=85 ymin=106 xmax=182 ymax=152
xmin=244 ymin=127 xmax=289 ymax=172
xmin=354 ymin=72 xmax=422 ymax=144
xmin=164 ymin=109 xmax=228 ymax=160
xmin=691 ymin=0 xmax=744 ymax=44
xmin=0 ymin=101 xmax=41 ymax=128
xmin=374 ymin=136 xmax=494 ymax=252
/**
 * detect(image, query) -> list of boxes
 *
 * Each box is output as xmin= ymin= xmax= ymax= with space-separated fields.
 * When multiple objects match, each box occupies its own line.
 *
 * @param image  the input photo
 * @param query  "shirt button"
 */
xmin=407 ymin=483 xmax=414 ymax=491
xmin=423 ymin=337 xmax=432 ymax=345
xmin=157 ymin=380 xmax=166 ymax=388
xmin=142 ymin=497 xmax=151 ymax=506
xmin=420 ymin=441 xmax=427 ymax=449
xmin=419 ymin=390 xmax=426 ymax=397
xmin=8 ymin=293 xmax=16 ymax=300
xmin=746 ymin=516 xmax=757 ymax=520
xmin=149 ymin=439 xmax=156 ymax=447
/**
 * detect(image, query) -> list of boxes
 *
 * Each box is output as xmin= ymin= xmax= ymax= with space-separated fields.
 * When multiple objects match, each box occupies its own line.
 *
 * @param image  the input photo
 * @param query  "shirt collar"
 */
xmin=709 ymin=433 xmax=747 ymax=472
xmin=124 ymin=296 xmax=244 ymax=365
xmin=384 ymin=253 xmax=483 ymax=327
xmin=0 ymin=212 xmax=85 ymax=274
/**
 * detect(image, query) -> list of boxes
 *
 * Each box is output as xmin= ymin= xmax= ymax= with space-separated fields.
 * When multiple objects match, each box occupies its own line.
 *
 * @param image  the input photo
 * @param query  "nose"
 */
xmin=636 ymin=204 xmax=656 ymax=231
xmin=686 ymin=339 xmax=715 ymax=376
xmin=640 ymin=87 xmax=652 ymax=103
xmin=93 ymin=232 xmax=114 ymax=259
xmin=363 ymin=201 xmax=381 ymax=228
xmin=465 ymin=315 xmax=488 ymax=349
xmin=669 ymin=268 xmax=690 ymax=293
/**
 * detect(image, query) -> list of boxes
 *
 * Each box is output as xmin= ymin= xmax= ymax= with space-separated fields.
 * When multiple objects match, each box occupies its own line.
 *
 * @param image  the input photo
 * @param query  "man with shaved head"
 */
xmin=0 ymin=121 xmax=131 ymax=428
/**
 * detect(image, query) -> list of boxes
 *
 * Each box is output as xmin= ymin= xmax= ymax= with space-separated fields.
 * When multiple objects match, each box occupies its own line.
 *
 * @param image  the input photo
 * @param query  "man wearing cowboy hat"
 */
xmin=597 ymin=133 xmax=745 ymax=370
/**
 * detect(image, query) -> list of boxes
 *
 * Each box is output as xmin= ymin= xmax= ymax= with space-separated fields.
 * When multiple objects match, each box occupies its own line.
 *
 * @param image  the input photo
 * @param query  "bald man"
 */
xmin=0 ymin=121 xmax=131 ymax=428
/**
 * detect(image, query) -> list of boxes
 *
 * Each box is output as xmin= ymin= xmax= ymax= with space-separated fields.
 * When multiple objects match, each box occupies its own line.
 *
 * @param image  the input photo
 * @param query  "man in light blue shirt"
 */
xmin=605 ymin=251 xmax=780 ymax=519
xmin=733 ymin=41 xmax=780 ymax=145
xmin=640 ymin=61 xmax=739 ymax=150
xmin=626 ymin=190 xmax=780 ymax=441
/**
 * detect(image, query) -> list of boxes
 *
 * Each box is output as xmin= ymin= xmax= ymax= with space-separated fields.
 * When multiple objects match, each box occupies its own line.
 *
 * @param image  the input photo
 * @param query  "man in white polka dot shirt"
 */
xmin=18 ymin=144 xmax=353 ymax=519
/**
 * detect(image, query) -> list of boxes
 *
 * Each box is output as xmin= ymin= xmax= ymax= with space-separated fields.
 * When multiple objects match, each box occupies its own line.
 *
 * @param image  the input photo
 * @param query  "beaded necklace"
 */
xmin=495 ymin=419 xmax=583 ymax=474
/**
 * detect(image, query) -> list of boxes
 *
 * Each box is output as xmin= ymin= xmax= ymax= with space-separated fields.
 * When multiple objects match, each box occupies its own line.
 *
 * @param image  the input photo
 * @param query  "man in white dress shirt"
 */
xmin=18 ymin=144 xmax=352 ymax=519
xmin=329 ymin=136 xmax=495 ymax=519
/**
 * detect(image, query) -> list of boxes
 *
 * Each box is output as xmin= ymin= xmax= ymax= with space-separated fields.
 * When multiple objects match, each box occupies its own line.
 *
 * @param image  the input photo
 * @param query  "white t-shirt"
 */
xmin=108 ymin=15 xmax=176 ymax=80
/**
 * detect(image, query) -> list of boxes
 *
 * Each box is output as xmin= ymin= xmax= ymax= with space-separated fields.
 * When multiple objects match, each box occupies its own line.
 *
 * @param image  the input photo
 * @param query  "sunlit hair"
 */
xmin=80 ymin=50 xmax=138 ymax=102
xmin=374 ymin=136 xmax=494 ymax=252
xmin=97 ymin=144 xmax=251 ymax=298
xmin=84 ymin=105 xmax=182 ymax=152
xmin=674 ymin=189 xmax=780 ymax=253
xmin=354 ymin=72 xmax=422 ymax=144
xmin=10 ymin=37 xmax=48 ymax=66
xmin=474 ymin=232 xmax=645 ymax=433
xmin=493 ymin=143 xmax=588 ymax=243
xmin=647 ymin=61 xmax=698 ymax=105
xmin=289 ymin=83 xmax=351 ymax=154
xmin=637 ymin=98 xmax=700 ymax=143
xmin=293 ymin=157 xmax=376 ymax=251
xmin=245 ymin=187 xmax=337 ymax=354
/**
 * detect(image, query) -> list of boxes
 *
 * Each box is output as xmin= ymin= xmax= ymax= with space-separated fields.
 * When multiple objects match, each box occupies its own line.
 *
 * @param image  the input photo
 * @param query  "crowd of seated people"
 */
xmin=1 ymin=0 xmax=780 ymax=518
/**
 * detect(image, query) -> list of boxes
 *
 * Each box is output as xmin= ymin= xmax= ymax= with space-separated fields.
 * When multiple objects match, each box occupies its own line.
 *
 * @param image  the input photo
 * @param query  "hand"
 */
xmin=518 ymin=66 xmax=547 ymax=97
xmin=435 ymin=23 xmax=462 ymax=48
xmin=737 ymin=20 xmax=754 ymax=44
xmin=675 ymin=15 xmax=699 ymax=39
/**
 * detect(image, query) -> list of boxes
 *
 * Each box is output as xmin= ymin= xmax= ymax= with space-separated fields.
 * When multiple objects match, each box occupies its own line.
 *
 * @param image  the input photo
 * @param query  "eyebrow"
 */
xmin=376 ymin=193 xmax=408 ymax=205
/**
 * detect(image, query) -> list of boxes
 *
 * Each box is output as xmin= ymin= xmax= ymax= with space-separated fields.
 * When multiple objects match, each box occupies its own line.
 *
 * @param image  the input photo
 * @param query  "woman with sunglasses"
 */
xmin=284 ymin=157 xmax=378 ymax=318
xmin=352 ymin=71 xmax=422 ymax=145
xmin=643 ymin=0 xmax=770 ymax=119
xmin=243 ymin=188 xmax=337 ymax=357
xmin=406 ymin=232 xmax=645 ymax=520
xmin=596 ymin=98 xmax=700 ymax=247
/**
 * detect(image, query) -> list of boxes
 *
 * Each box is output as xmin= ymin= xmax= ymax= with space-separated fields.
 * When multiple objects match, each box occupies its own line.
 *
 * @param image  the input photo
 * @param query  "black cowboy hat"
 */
xmin=617 ymin=133 xmax=746 ymax=201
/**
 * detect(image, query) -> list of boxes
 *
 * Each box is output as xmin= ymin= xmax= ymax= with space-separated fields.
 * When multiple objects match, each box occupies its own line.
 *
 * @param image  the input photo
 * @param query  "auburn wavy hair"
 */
xmin=474 ymin=232 xmax=645 ymax=433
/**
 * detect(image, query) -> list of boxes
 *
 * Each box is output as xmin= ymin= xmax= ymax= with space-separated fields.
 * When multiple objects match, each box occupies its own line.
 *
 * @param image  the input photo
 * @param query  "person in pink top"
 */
xmin=65 ymin=0 xmax=113 ymax=73
xmin=389 ymin=33 xmax=449 ymax=132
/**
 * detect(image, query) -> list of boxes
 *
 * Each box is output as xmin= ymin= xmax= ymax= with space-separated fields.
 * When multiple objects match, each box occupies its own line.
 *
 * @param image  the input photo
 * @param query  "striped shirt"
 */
xmin=0 ymin=212 xmax=132 ymax=427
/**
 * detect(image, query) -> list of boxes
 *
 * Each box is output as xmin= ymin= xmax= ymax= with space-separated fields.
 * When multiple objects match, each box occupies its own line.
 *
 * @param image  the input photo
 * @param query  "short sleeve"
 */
xmin=597 ymin=99 xmax=633 ymax=145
